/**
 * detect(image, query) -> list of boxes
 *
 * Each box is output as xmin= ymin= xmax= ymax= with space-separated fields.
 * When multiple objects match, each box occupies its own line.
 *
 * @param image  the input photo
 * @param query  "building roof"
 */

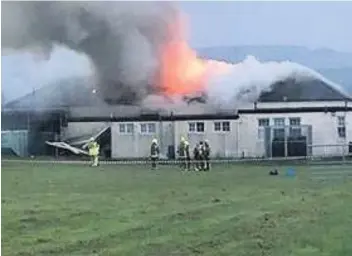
xmin=3 ymin=77 xmax=105 ymax=111
xmin=259 ymin=77 xmax=351 ymax=102
xmin=4 ymin=74 xmax=351 ymax=113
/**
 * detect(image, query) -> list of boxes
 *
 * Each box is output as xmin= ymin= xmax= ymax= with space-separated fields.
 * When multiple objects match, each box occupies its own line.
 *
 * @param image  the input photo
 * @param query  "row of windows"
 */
xmin=258 ymin=116 xmax=347 ymax=139
xmin=257 ymin=117 xmax=302 ymax=140
xmin=258 ymin=117 xmax=301 ymax=127
xmin=118 ymin=116 xmax=347 ymax=137
xmin=188 ymin=121 xmax=231 ymax=133
xmin=119 ymin=121 xmax=232 ymax=134
xmin=119 ymin=123 xmax=156 ymax=134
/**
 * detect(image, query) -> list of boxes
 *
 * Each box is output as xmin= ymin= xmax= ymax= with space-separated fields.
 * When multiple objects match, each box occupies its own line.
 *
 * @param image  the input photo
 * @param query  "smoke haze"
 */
xmin=2 ymin=1 xmax=178 ymax=103
xmin=2 ymin=1 xmax=348 ymax=110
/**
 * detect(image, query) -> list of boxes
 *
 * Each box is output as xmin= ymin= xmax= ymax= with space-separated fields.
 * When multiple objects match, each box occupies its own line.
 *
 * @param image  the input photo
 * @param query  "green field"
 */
xmin=2 ymin=162 xmax=352 ymax=256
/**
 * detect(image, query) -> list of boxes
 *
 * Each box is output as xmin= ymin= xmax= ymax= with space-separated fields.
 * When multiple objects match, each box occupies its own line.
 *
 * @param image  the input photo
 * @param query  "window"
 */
xmin=289 ymin=117 xmax=301 ymax=137
xmin=258 ymin=118 xmax=269 ymax=140
xmin=189 ymin=122 xmax=196 ymax=132
xmin=274 ymin=118 xmax=285 ymax=126
xmin=214 ymin=122 xmax=221 ymax=132
xmin=222 ymin=121 xmax=230 ymax=132
xmin=258 ymin=118 xmax=270 ymax=127
xmin=189 ymin=122 xmax=205 ymax=133
xmin=126 ymin=123 xmax=134 ymax=134
xmin=289 ymin=117 xmax=301 ymax=126
xmin=140 ymin=124 xmax=147 ymax=133
xmin=148 ymin=123 xmax=156 ymax=133
xmin=273 ymin=118 xmax=285 ymax=139
xmin=119 ymin=124 xmax=126 ymax=133
xmin=119 ymin=123 xmax=134 ymax=134
xmin=214 ymin=121 xmax=231 ymax=132
xmin=338 ymin=116 xmax=345 ymax=126
xmin=337 ymin=116 xmax=346 ymax=138
xmin=140 ymin=123 xmax=156 ymax=134
xmin=196 ymin=122 xmax=205 ymax=132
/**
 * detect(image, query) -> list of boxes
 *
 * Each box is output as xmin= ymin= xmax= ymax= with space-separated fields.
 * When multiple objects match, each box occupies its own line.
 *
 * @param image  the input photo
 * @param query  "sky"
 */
xmin=180 ymin=1 xmax=352 ymax=52
xmin=2 ymin=1 xmax=352 ymax=103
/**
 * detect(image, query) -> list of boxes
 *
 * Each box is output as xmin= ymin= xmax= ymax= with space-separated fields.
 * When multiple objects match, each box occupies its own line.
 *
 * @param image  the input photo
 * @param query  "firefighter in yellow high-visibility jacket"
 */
xmin=88 ymin=137 xmax=100 ymax=167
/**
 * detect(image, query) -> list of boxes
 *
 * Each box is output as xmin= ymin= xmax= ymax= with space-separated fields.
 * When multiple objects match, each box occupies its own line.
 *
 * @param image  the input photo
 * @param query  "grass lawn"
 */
xmin=2 ymin=162 xmax=352 ymax=256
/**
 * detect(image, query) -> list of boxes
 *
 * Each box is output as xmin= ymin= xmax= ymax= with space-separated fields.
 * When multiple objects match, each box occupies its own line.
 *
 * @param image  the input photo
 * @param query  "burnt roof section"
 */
xmin=4 ymin=75 xmax=352 ymax=112
xmin=4 ymin=77 xmax=104 ymax=110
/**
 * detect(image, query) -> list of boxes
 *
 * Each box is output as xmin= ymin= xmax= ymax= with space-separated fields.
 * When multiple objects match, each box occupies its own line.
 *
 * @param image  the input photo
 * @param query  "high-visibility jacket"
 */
xmin=178 ymin=141 xmax=190 ymax=158
xmin=88 ymin=141 xmax=100 ymax=156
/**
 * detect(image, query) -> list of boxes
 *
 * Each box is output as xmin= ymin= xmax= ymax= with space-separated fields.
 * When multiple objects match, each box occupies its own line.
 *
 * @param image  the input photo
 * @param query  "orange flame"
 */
xmin=158 ymin=13 xmax=231 ymax=96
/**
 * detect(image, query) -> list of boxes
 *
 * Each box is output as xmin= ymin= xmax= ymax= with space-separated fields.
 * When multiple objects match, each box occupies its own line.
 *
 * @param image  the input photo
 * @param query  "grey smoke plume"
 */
xmin=2 ymin=1 xmax=178 ymax=103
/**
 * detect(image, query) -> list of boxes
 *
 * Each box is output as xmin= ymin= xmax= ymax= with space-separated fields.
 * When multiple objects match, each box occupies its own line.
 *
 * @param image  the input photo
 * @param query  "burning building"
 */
xmin=2 ymin=71 xmax=352 ymax=159
xmin=2 ymin=1 xmax=352 ymax=159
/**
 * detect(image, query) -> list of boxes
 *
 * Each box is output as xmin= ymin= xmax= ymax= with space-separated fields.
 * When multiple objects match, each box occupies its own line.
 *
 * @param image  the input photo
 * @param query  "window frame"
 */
xmin=337 ymin=116 xmax=346 ymax=138
xmin=119 ymin=123 xmax=134 ymax=134
xmin=257 ymin=118 xmax=270 ymax=140
xmin=189 ymin=121 xmax=205 ymax=133
xmin=222 ymin=121 xmax=231 ymax=132
xmin=213 ymin=121 xmax=231 ymax=132
xmin=140 ymin=122 xmax=157 ymax=134
xmin=273 ymin=117 xmax=285 ymax=127
xmin=214 ymin=122 xmax=221 ymax=132
xmin=289 ymin=117 xmax=301 ymax=126
xmin=289 ymin=117 xmax=302 ymax=138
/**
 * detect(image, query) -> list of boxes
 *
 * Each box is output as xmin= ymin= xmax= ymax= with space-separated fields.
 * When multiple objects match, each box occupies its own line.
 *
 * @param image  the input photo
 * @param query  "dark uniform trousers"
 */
xmin=150 ymin=144 xmax=159 ymax=169
xmin=204 ymin=144 xmax=210 ymax=171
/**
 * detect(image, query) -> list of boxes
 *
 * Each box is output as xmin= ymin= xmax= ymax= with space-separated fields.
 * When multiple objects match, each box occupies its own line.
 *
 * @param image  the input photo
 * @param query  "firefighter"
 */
xmin=184 ymin=140 xmax=191 ymax=171
xmin=178 ymin=137 xmax=190 ymax=171
xmin=150 ymin=138 xmax=160 ymax=170
xmin=193 ymin=143 xmax=201 ymax=171
xmin=204 ymin=139 xmax=211 ymax=171
xmin=177 ymin=137 xmax=186 ymax=169
xmin=88 ymin=137 xmax=100 ymax=167
xmin=198 ymin=141 xmax=205 ymax=171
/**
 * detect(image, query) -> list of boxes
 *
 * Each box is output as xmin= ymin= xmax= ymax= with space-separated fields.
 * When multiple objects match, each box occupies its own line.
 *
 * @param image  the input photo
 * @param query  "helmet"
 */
xmin=204 ymin=139 xmax=209 ymax=144
xmin=181 ymin=137 xmax=185 ymax=142
xmin=89 ymin=137 xmax=94 ymax=142
xmin=152 ymin=138 xmax=158 ymax=144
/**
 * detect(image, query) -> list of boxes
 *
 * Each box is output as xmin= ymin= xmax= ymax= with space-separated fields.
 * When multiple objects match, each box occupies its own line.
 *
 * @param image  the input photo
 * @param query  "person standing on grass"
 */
xmin=204 ymin=139 xmax=211 ymax=171
xmin=88 ymin=137 xmax=100 ymax=167
xmin=193 ymin=143 xmax=201 ymax=171
xmin=198 ymin=141 xmax=205 ymax=171
xmin=150 ymin=138 xmax=160 ymax=170
xmin=178 ymin=137 xmax=191 ymax=171
xmin=184 ymin=140 xmax=191 ymax=171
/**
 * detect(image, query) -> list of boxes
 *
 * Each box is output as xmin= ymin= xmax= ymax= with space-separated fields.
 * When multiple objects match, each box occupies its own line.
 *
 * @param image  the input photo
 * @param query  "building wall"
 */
xmin=174 ymin=120 xmax=240 ymax=158
xmin=64 ymin=100 xmax=352 ymax=158
xmin=235 ymin=111 xmax=352 ymax=157
xmin=111 ymin=121 xmax=175 ymax=159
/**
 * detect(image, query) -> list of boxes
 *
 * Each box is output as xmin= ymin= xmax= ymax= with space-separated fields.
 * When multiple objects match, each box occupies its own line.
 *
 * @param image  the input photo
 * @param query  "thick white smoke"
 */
xmin=2 ymin=1 xmax=178 ymax=103
xmin=205 ymin=55 xmax=349 ymax=109
xmin=2 ymin=2 xmax=348 ymax=111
